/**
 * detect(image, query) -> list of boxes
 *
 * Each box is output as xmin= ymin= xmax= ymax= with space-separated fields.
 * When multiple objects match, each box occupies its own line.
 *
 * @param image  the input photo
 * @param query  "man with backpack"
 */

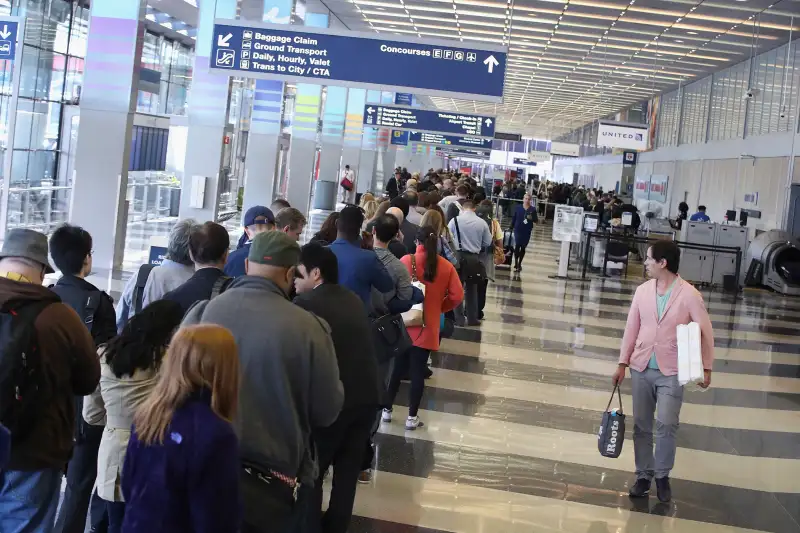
xmin=115 ymin=218 xmax=196 ymax=331
xmin=49 ymin=225 xmax=116 ymax=533
xmin=163 ymin=221 xmax=232 ymax=314
xmin=0 ymin=229 xmax=99 ymax=532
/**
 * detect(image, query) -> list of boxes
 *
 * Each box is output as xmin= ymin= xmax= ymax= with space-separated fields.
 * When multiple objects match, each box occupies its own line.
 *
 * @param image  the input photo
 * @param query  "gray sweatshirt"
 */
xmin=182 ymin=275 xmax=343 ymax=483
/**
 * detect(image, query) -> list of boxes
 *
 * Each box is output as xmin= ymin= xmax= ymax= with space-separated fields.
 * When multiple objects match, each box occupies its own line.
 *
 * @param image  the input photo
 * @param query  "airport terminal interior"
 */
xmin=1 ymin=0 xmax=800 ymax=531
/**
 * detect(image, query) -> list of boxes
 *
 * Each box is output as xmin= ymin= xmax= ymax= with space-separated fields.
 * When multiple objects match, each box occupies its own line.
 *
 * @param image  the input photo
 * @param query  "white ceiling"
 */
xmin=156 ymin=0 xmax=800 ymax=138
xmin=316 ymin=0 xmax=800 ymax=137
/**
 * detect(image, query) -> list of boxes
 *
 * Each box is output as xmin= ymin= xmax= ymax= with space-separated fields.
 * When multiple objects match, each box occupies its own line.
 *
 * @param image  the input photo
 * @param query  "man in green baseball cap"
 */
xmin=183 ymin=228 xmax=343 ymax=531
xmin=245 ymin=230 xmax=301 ymax=294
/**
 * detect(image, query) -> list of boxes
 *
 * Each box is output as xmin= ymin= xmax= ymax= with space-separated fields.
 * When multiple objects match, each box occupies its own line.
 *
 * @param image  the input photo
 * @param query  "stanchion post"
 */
xmin=582 ymin=232 xmax=591 ymax=279
xmin=735 ymin=247 xmax=743 ymax=291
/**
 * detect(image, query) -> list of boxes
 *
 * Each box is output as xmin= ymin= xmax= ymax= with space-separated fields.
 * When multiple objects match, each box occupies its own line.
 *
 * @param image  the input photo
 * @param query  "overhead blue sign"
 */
xmin=391 ymin=130 xmax=409 ymax=146
xmin=363 ymin=105 xmax=495 ymax=138
xmin=395 ymin=93 xmax=413 ymax=106
xmin=513 ymin=158 xmax=537 ymax=166
xmin=409 ymin=131 xmax=493 ymax=150
xmin=0 ymin=17 xmax=20 ymax=61
xmin=210 ymin=20 xmax=507 ymax=102
xmin=439 ymin=148 xmax=491 ymax=157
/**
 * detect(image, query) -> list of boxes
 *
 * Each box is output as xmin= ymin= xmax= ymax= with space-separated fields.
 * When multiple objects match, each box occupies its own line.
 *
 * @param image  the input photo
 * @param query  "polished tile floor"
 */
xmin=75 ymin=212 xmax=800 ymax=533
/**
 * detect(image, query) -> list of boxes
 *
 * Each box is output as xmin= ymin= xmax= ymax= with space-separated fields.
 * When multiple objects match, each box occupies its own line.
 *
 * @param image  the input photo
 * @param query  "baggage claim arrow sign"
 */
xmin=210 ymin=19 xmax=508 ymax=102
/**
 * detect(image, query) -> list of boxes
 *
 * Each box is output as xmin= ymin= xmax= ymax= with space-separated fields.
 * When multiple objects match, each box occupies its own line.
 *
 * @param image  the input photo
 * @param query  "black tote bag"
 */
xmin=597 ymin=385 xmax=626 ymax=459
xmin=371 ymin=314 xmax=412 ymax=364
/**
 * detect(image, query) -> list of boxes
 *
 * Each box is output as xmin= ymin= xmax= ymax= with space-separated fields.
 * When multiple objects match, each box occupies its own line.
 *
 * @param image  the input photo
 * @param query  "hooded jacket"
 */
xmin=182 ymin=276 xmax=343 ymax=483
xmin=0 ymin=277 xmax=99 ymax=470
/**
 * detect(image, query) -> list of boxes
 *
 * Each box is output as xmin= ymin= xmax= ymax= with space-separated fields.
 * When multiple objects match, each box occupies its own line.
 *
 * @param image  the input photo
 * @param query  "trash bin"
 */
xmin=723 ymin=274 xmax=738 ymax=293
xmin=313 ymin=180 xmax=337 ymax=211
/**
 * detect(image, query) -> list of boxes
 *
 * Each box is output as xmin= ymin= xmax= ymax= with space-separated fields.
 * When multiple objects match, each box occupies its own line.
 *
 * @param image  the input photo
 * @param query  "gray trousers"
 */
xmin=631 ymin=368 xmax=684 ymax=480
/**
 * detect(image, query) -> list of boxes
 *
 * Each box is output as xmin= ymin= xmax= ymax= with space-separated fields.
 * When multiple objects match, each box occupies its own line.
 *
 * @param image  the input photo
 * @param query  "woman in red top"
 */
xmin=383 ymin=226 xmax=464 ymax=430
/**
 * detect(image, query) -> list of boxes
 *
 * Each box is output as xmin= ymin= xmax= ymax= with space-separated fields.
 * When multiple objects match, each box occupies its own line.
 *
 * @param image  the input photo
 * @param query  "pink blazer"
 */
xmin=619 ymin=277 xmax=715 ymax=376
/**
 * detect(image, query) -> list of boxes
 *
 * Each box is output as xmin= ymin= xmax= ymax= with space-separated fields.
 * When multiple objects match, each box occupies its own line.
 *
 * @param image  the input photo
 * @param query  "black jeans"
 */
xmin=477 ymin=279 xmax=489 ymax=318
xmin=454 ymin=280 xmax=480 ymax=325
xmin=386 ymin=346 xmax=431 ymax=417
xmin=362 ymin=359 xmax=394 ymax=471
xmin=303 ymin=407 xmax=376 ymax=533
xmin=514 ymin=243 xmax=528 ymax=266
xmin=54 ymin=422 xmax=107 ymax=533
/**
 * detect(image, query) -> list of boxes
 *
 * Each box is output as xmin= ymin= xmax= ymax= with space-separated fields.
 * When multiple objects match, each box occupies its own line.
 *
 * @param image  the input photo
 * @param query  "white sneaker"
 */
xmin=405 ymin=416 xmax=424 ymax=430
xmin=381 ymin=409 xmax=392 ymax=423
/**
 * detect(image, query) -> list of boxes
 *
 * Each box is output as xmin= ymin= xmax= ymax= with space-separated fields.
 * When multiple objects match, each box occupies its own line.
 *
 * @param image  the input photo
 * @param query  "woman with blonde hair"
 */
xmin=358 ymin=192 xmax=375 ymax=208
xmin=120 ymin=325 xmax=241 ymax=533
xmin=362 ymin=199 xmax=380 ymax=225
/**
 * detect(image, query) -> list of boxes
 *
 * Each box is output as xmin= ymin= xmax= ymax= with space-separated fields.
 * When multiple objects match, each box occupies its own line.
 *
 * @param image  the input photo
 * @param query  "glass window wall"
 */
xmin=135 ymin=31 xmax=193 ymax=116
xmin=6 ymin=0 xmax=88 ymax=234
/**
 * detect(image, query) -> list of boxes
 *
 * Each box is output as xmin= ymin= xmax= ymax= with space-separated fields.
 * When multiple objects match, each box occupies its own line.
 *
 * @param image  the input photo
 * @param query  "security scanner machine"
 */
xmin=679 ymin=222 xmax=748 ymax=286
xmin=745 ymin=230 xmax=800 ymax=296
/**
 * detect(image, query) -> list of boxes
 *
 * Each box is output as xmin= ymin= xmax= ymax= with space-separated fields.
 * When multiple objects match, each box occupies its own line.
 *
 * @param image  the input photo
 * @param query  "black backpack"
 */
xmin=210 ymin=275 xmax=232 ymax=300
xmin=132 ymin=264 xmax=156 ymax=315
xmin=0 ymin=297 xmax=58 ymax=441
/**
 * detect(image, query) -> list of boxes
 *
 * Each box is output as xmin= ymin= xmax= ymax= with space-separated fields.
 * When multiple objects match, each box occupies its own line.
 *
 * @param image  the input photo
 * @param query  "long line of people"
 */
xmin=0 ymin=169 xmax=511 ymax=533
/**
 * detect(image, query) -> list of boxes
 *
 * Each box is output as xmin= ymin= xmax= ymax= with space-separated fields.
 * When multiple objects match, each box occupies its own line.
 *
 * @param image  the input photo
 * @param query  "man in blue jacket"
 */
xmin=224 ymin=206 xmax=275 ymax=277
xmin=329 ymin=206 xmax=394 ymax=312
xmin=689 ymin=205 xmax=711 ymax=222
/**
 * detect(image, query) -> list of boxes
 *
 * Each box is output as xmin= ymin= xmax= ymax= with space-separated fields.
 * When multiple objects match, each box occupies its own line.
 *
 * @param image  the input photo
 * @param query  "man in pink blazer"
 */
xmin=612 ymin=240 xmax=714 ymax=504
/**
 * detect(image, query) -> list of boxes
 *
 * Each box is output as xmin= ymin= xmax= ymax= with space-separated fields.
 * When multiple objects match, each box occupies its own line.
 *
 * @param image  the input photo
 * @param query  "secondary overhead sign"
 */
xmin=363 ymin=105 xmax=496 ymax=138
xmin=437 ymin=148 xmax=490 ymax=160
xmin=549 ymin=141 xmax=580 ymax=157
xmin=597 ymin=120 xmax=649 ymax=151
xmin=409 ymin=131 xmax=493 ymax=150
xmin=526 ymin=151 xmax=551 ymax=163
xmin=210 ymin=19 xmax=508 ymax=102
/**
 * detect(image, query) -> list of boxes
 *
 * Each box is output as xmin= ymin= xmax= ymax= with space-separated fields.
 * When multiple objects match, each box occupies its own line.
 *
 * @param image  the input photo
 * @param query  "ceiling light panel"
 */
xmin=342 ymin=0 xmax=800 ymax=136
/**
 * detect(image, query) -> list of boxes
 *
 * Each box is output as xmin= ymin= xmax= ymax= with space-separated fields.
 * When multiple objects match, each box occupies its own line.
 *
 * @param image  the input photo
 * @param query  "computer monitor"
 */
xmin=740 ymin=209 xmax=748 ymax=227
xmin=726 ymin=209 xmax=737 ymax=222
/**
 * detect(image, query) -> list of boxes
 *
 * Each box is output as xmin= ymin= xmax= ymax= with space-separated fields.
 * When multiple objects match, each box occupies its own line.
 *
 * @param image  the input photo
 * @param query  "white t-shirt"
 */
xmin=341 ymin=169 xmax=355 ymax=182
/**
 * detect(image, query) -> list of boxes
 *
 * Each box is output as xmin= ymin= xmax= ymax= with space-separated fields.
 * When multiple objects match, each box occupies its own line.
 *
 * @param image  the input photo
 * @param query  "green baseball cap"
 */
xmin=247 ymin=230 xmax=300 ymax=267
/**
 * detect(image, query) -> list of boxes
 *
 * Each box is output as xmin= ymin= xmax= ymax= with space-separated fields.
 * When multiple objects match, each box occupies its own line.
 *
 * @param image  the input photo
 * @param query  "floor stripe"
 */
xmin=368 ymin=428 xmax=800 ymax=532
xmin=376 ymin=406 xmax=800 ymax=493
xmin=489 ymin=278 xmax=800 ymax=330
xmin=424 ymin=354 xmax=800 ymax=459
xmin=415 ymin=367 xmax=800 ymax=433
xmin=486 ymin=282 xmax=800 ymax=336
xmin=348 ymin=472 xmax=791 ymax=533
xmin=453 ymin=316 xmax=800 ymax=367
xmin=446 ymin=328 xmax=800 ymax=398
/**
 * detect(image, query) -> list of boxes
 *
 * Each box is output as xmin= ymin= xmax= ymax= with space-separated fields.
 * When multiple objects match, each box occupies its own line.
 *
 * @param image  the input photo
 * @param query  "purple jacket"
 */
xmin=121 ymin=391 xmax=241 ymax=533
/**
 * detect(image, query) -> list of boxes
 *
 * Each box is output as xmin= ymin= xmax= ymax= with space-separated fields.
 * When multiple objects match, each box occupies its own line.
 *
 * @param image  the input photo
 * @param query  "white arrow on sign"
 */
xmin=367 ymin=107 xmax=375 ymax=114
xmin=483 ymin=55 xmax=499 ymax=74
xmin=485 ymin=118 xmax=493 ymax=126
xmin=0 ymin=25 xmax=11 ymax=40
xmin=217 ymin=33 xmax=233 ymax=48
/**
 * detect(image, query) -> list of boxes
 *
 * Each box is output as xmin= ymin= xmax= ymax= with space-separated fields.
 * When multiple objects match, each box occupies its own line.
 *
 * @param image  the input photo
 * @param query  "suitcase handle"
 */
xmin=605 ymin=384 xmax=623 ymax=414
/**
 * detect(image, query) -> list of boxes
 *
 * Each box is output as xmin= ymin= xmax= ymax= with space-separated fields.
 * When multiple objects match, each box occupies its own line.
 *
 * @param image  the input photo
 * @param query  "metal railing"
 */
xmin=579 ymin=231 xmax=743 ymax=289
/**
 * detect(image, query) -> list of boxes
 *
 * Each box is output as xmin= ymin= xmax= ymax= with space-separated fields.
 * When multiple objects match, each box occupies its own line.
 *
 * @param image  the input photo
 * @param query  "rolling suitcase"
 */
xmin=502 ymin=229 xmax=514 ymax=267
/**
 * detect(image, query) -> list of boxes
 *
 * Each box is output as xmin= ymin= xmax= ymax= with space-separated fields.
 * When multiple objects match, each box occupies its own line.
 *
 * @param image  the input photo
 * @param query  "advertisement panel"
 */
xmin=597 ymin=120 xmax=649 ymax=151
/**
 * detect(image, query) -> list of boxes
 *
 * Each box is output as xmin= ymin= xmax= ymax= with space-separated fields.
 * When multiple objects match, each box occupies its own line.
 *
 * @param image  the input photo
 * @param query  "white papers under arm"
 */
xmin=688 ymin=321 xmax=704 ymax=384
xmin=677 ymin=324 xmax=691 ymax=386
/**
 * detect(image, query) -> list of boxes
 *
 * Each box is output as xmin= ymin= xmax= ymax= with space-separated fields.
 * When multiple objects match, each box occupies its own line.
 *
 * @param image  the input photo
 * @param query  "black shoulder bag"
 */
xmin=452 ymin=217 xmax=486 ymax=282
